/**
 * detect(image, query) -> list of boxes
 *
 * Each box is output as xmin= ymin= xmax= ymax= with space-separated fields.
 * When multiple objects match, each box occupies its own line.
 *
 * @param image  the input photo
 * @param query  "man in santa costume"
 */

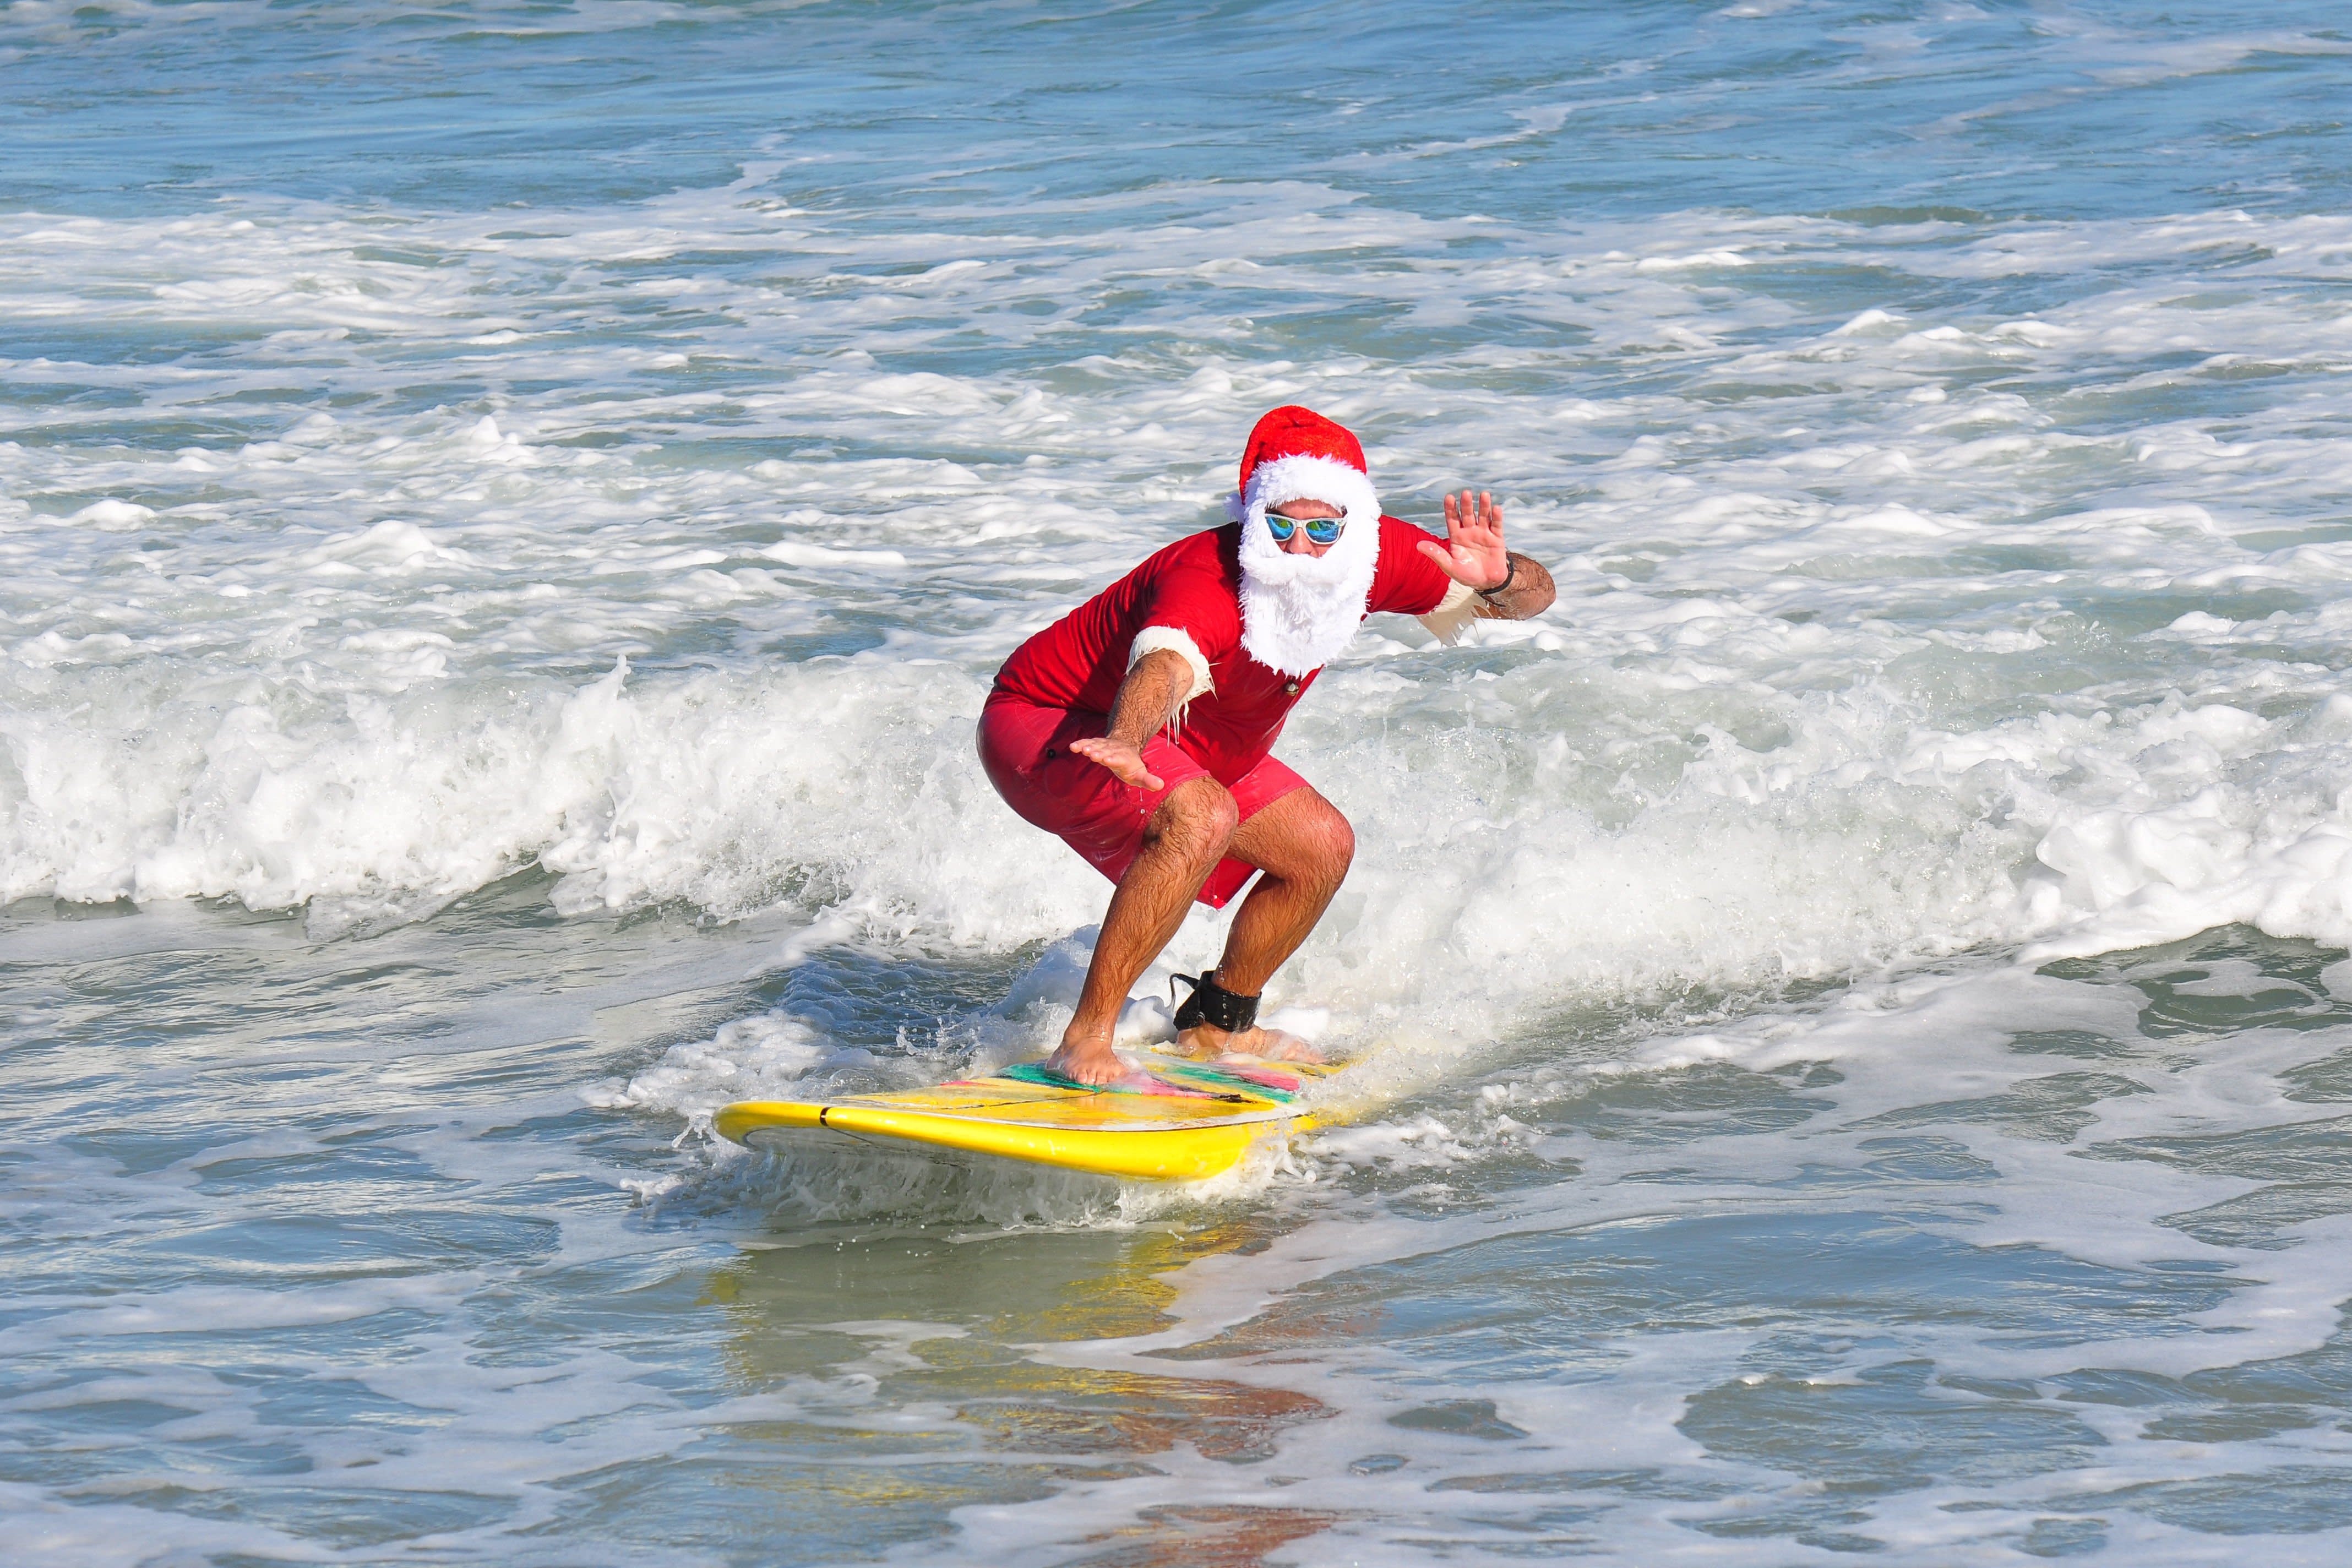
xmin=979 ymin=406 xmax=1557 ymax=1085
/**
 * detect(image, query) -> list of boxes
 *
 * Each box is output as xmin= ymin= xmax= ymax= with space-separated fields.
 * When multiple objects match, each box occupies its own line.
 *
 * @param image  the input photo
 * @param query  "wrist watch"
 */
xmin=1477 ymin=556 xmax=1517 ymax=599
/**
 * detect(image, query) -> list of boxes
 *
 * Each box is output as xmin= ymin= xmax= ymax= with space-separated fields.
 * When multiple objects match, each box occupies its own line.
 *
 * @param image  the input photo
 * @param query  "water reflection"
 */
xmin=693 ymin=1216 xmax=1336 ymax=1563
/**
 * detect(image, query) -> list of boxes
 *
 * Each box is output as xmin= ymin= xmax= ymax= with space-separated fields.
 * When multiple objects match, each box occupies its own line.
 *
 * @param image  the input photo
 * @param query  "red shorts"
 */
xmin=977 ymin=689 xmax=1309 ymax=909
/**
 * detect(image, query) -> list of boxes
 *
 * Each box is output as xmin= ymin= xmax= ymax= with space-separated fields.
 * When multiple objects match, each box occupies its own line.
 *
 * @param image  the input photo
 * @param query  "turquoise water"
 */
xmin=12 ymin=2 xmax=2352 ymax=1561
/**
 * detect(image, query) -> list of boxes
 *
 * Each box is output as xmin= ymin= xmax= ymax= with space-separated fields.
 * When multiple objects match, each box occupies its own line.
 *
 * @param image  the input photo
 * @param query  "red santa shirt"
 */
xmin=992 ymin=514 xmax=1474 ymax=783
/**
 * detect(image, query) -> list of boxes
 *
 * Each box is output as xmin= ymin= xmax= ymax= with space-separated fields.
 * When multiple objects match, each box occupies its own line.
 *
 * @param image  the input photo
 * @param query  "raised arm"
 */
xmin=1415 ymin=491 xmax=1556 ymax=620
xmin=1067 ymin=649 xmax=1192 ymax=791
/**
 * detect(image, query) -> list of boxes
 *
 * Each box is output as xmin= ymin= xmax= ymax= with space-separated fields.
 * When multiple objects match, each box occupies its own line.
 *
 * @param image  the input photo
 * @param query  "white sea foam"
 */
xmin=10 ymin=189 xmax=2352 ymax=1076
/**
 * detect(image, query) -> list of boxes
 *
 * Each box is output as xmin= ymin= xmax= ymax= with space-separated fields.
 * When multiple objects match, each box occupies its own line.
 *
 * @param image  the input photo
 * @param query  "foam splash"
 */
xmin=9 ymin=189 xmax=2352 ymax=1030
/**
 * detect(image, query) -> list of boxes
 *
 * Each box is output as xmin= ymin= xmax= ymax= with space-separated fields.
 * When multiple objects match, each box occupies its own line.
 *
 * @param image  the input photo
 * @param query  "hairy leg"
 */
xmin=1043 ymin=777 xmax=1238 ymax=1085
xmin=1177 ymin=787 xmax=1354 ymax=1061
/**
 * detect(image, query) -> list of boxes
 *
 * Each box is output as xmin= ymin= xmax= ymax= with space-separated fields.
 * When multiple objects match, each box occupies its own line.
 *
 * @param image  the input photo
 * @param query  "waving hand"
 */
xmin=1415 ymin=491 xmax=1511 ymax=592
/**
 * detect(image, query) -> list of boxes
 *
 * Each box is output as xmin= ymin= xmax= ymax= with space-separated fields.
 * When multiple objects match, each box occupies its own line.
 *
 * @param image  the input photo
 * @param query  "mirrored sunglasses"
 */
xmin=1265 ymin=510 xmax=1346 ymax=545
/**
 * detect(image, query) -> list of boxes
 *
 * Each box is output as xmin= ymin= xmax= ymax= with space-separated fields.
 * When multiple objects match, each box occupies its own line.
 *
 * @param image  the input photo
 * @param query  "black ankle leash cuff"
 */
xmin=1172 ymin=972 xmax=1259 ymax=1035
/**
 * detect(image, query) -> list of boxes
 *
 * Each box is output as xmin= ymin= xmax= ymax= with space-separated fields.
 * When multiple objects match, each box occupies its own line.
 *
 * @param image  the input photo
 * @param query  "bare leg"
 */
xmin=1176 ymin=787 xmax=1354 ymax=1062
xmin=1042 ymin=778 xmax=1239 ymax=1085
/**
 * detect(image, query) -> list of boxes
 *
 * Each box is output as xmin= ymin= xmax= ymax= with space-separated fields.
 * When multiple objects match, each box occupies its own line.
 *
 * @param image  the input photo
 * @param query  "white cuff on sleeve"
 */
xmin=1417 ymin=579 xmax=1481 ymax=645
xmin=1129 ymin=625 xmax=1215 ymax=705
xmin=1129 ymin=626 xmax=1214 ymax=732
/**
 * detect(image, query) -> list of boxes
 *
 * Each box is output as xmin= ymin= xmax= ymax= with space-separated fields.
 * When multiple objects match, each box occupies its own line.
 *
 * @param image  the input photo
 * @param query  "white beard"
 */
xmin=1228 ymin=454 xmax=1382 ymax=679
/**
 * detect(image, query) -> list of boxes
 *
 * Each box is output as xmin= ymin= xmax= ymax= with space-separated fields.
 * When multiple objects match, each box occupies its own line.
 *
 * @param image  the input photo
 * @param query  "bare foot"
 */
xmin=1040 ymin=1036 xmax=1128 ymax=1086
xmin=1174 ymin=1023 xmax=1325 ymax=1065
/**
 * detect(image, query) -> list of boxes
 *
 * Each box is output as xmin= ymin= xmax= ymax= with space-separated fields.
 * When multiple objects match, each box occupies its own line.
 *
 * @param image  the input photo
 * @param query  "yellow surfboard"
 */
xmin=713 ymin=1054 xmax=1340 ymax=1181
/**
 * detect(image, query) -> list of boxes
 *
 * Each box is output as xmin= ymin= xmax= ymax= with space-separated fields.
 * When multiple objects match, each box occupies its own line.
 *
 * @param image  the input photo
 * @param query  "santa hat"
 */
xmin=1224 ymin=405 xmax=1381 ymax=532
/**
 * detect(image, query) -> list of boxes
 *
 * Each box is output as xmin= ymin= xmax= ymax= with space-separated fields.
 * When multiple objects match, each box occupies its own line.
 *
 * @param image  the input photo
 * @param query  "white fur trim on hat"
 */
xmin=1223 ymin=452 xmax=1381 ymax=532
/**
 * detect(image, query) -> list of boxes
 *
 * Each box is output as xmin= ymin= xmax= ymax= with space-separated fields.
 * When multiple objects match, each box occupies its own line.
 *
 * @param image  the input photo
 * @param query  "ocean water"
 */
xmin=11 ymin=1 xmax=2352 ymax=1560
